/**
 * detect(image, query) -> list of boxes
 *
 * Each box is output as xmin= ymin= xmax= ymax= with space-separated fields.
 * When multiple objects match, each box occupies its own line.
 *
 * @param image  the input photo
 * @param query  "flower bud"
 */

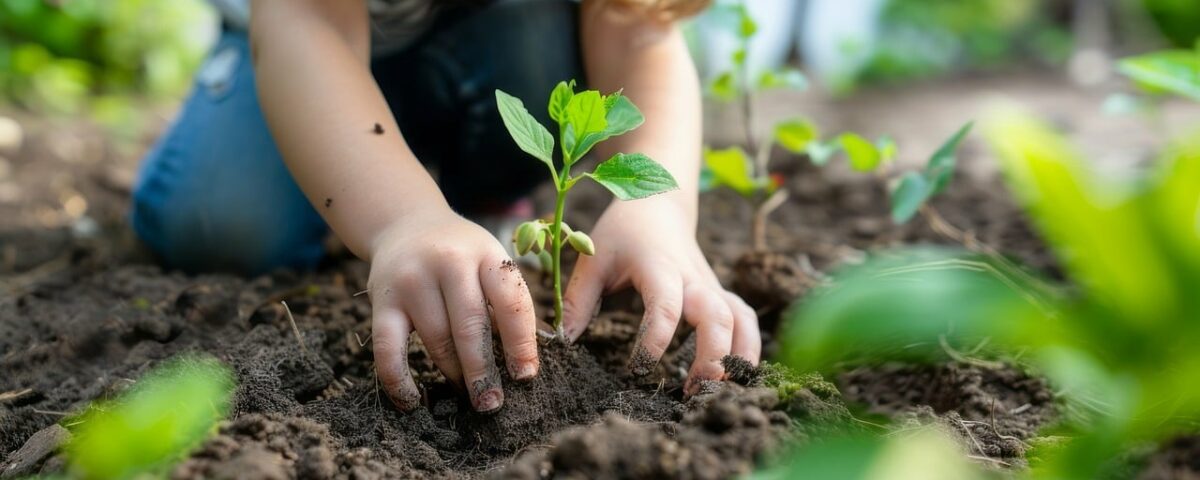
xmin=566 ymin=231 xmax=595 ymax=256
xmin=532 ymin=229 xmax=548 ymax=254
xmin=513 ymin=222 xmax=539 ymax=255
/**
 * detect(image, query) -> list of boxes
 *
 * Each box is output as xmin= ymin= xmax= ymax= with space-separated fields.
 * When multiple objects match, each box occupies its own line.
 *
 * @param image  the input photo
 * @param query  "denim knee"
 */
xmin=131 ymin=30 xmax=326 ymax=275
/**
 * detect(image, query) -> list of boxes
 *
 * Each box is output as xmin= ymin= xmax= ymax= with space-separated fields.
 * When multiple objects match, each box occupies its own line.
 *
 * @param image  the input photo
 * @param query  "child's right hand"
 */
xmin=366 ymin=208 xmax=539 ymax=413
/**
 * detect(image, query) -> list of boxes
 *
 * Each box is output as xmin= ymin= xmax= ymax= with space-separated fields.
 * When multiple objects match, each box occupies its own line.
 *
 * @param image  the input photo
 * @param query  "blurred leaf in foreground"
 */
xmin=65 ymin=355 xmax=235 ymax=479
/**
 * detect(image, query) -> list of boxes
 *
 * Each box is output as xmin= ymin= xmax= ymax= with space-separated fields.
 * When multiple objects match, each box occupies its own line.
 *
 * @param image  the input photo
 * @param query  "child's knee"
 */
xmin=132 ymin=185 xmax=324 ymax=275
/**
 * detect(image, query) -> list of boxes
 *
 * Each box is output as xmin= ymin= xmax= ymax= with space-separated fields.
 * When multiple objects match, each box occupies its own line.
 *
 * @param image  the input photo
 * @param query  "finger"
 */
xmin=403 ymin=281 xmax=464 ymax=387
xmin=723 ymin=291 xmax=761 ymax=365
xmin=562 ymin=255 xmax=608 ymax=343
xmin=683 ymin=283 xmax=735 ymax=396
xmin=481 ymin=256 xmax=539 ymax=380
xmin=627 ymin=266 xmax=683 ymax=377
xmin=372 ymin=306 xmax=421 ymax=411
xmin=441 ymin=265 xmax=504 ymax=413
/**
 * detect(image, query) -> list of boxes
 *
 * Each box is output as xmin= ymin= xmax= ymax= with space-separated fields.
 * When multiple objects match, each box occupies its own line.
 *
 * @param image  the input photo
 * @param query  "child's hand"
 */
xmin=367 ymin=209 xmax=539 ymax=413
xmin=561 ymin=198 xmax=761 ymax=396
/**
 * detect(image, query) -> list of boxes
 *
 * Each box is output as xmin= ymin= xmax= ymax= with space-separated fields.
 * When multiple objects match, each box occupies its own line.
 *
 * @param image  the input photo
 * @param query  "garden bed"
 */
xmin=2 ymin=72 xmax=1198 ymax=478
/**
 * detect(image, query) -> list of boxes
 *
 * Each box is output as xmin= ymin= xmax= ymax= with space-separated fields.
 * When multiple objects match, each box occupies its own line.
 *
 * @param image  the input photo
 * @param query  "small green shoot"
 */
xmin=496 ymin=82 xmax=679 ymax=336
xmin=65 ymin=355 xmax=235 ymax=479
xmin=889 ymin=122 xmax=974 ymax=223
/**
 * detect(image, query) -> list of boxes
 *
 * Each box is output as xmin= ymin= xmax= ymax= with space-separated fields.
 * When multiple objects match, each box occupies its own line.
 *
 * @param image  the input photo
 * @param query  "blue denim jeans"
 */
xmin=132 ymin=0 xmax=581 ymax=274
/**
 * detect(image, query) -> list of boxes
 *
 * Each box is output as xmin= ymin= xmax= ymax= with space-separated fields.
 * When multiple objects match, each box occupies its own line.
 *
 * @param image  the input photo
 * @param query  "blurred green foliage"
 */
xmin=1141 ymin=0 xmax=1200 ymax=48
xmin=1118 ymin=45 xmax=1200 ymax=101
xmin=780 ymin=106 xmax=1200 ymax=478
xmin=859 ymin=0 xmax=1072 ymax=85
xmin=65 ymin=354 xmax=235 ymax=479
xmin=0 ymin=0 xmax=215 ymax=116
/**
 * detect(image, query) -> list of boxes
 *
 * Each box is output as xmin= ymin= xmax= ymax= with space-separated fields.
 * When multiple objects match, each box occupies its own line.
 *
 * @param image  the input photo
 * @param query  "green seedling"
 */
xmin=703 ymin=1 xmax=945 ymax=251
xmin=888 ymin=122 xmax=973 ymax=223
xmin=65 ymin=354 xmax=235 ymax=479
xmin=496 ymin=81 xmax=679 ymax=336
xmin=780 ymin=107 xmax=1200 ymax=479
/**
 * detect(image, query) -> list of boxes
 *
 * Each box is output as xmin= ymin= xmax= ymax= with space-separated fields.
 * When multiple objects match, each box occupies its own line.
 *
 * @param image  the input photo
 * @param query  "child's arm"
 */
xmin=250 ymin=0 xmax=538 ymax=413
xmin=563 ymin=1 xmax=761 ymax=395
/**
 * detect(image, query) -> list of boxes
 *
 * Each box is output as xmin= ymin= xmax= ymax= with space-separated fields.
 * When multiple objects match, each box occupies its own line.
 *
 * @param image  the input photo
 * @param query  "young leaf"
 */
xmin=566 ymin=91 xmax=608 ymax=139
xmin=548 ymin=80 xmax=576 ymax=125
xmin=496 ymin=90 xmax=555 ymax=167
xmin=924 ymin=122 xmax=974 ymax=194
xmin=710 ymin=72 xmax=737 ymax=102
xmin=738 ymin=7 xmax=758 ymax=39
xmin=838 ymin=133 xmax=882 ymax=171
xmin=1117 ymin=50 xmax=1200 ymax=101
xmin=567 ymin=93 xmax=645 ymax=163
xmin=775 ymin=119 xmax=819 ymax=154
xmin=877 ymin=136 xmax=898 ymax=163
xmin=66 ymin=355 xmax=235 ymax=479
xmin=759 ymin=69 xmax=809 ymax=91
xmin=890 ymin=172 xmax=931 ymax=224
xmin=586 ymin=153 xmax=679 ymax=200
xmin=733 ymin=48 xmax=747 ymax=67
xmin=806 ymin=140 xmax=840 ymax=166
xmin=704 ymin=147 xmax=757 ymax=197
xmin=600 ymin=94 xmax=645 ymax=140
xmin=564 ymin=90 xmax=608 ymax=161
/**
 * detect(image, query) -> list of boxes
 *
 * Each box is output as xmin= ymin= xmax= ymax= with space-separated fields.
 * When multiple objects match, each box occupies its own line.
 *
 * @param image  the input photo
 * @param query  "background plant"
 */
xmin=701 ymin=2 xmax=894 ymax=252
xmin=778 ymin=107 xmax=1200 ymax=478
xmin=496 ymin=81 xmax=679 ymax=337
xmin=65 ymin=354 xmax=235 ymax=479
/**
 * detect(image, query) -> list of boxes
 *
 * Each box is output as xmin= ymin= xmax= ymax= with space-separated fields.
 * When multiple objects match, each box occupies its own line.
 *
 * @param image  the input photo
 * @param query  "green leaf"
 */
xmin=738 ymin=8 xmax=758 ymax=38
xmin=890 ymin=172 xmax=930 ymax=224
xmin=586 ymin=153 xmax=679 ymax=200
xmin=733 ymin=48 xmax=747 ymax=66
xmin=984 ymin=109 xmax=1177 ymax=324
xmin=600 ymin=94 xmax=644 ymax=140
xmin=703 ymin=147 xmax=757 ymax=197
xmin=838 ymin=133 xmax=882 ymax=171
xmin=495 ymin=89 xmax=555 ymax=167
xmin=564 ymin=90 xmax=608 ymax=161
xmin=1117 ymin=50 xmax=1200 ymax=101
xmin=876 ymin=135 xmax=897 ymax=163
xmin=806 ymin=140 xmax=840 ymax=166
xmin=758 ymin=68 xmax=808 ymax=91
xmin=66 ymin=355 xmax=235 ymax=479
xmin=710 ymin=72 xmax=737 ymax=102
xmin=924 ymin=122 xmax=973 ymax=194
xmin=774 ymin=118 xmax=819 ymax=154
xmin=548 ymin=80 xmax=576 ymax=125
xmin=566 ymin=93 xmax=644 ymax=163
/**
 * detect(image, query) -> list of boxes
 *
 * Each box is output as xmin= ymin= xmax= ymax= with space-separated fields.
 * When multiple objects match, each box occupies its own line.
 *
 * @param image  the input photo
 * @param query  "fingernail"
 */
xmin=684 ymin=377 xmax=700 ymax=398
xmin=512 ymin=362 xmax=538 ymax=381
xmin=628 ymin=347 xmax=656 ymax=377
xmin=475 ymin=389 xmax=503 ymax=412
xmin=388 ymin=386 xmax=422 ymax=412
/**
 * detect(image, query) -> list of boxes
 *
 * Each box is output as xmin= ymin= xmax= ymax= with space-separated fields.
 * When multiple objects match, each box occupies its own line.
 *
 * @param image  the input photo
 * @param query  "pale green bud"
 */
xmin=513 ymin=222 xmax=539 ymax=255
xmin=566 ymin=231 xmax=595 ymax=256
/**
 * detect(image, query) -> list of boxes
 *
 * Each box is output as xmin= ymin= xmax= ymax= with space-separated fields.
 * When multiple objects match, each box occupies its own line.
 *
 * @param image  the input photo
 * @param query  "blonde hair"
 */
xmin=600 ymin=0 xmax=713 ymax=20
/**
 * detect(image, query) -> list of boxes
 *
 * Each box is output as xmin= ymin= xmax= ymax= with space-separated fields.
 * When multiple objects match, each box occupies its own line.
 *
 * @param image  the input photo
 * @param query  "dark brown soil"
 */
xmin=730 ymin=251 xmax=810 ymax=331
xmin=1139 ymin=436 xmax=1200 ymax=480
xmin=4 ymin=73 xmax=1199 ymax=478
xmin=839 ymin=362 xmax=1058 ymax=467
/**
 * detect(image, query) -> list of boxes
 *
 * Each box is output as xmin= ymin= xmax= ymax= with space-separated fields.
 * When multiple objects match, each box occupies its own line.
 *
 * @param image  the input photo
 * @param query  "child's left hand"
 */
xmin=561 ymin=197 xmax=760 ymax=396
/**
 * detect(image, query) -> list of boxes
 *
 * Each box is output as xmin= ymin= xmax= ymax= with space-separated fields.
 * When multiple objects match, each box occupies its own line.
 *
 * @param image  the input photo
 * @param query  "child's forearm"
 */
xmin=581 ymin=2 xmax=703 ymax=222
xmin=250 ymin=0 xmax=451 ymax=260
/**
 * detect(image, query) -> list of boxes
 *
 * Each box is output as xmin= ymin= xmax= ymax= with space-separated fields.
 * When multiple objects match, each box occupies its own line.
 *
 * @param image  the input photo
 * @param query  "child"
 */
xmin=131 ymin=0 xmax=760 ymax=413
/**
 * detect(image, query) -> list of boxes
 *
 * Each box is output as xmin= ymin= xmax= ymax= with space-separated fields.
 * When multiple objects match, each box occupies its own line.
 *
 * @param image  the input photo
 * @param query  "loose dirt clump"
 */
xmin=839 ymin=362 xmax=1057 ymax=466
xmin=731 ymin=251 xmax=810 ymax=329
xmin=1139 ymin=436 xmax=1200 ymax=480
